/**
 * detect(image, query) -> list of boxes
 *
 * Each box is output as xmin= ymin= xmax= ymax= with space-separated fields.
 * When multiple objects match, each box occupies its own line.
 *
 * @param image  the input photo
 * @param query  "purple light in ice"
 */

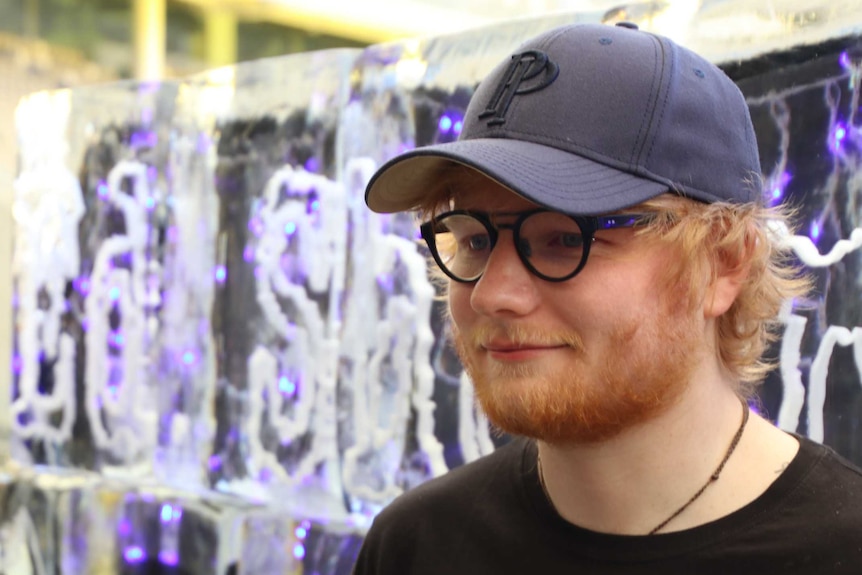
xmin=124 ymin=546 xmax=146 ymax=564
xmin=167 ymin=226 xmax=179 ymax=243
xmin=438 ymin=115 xmax=453 ymax=132
xmin=117 ymin=519 xmax=132 ymax=536
xmin=304 ymin=157 xmax=320 ymax=173
xmin=208 ymin=455 xmax=222 ymax=471
xmin=768 ymin=171 xmax=793 ymax=204
xmin=811 ymin=220 xmax=821 ymax=241
xmin=215 ymin=265 xmax=227 ymax=284
xmin=285 ymin=222 xmax=297 ymax=236
xmin=130 ymin=130 xmax=157 ymax=148
xmin=109 ymin=332 xmax=125 ymax=348
xmin=840 ymin=51 xmax=851 ymax=69
xmin=249 ymin=217 xmax=264 ymax=236
xmin=295 ymin=526 xmax=308 ymax=540
xmin=836 ymin=125 xmax=847 ymax=142
xmin=97 ymin=183 xmax=109 ymax=199
xmin=160 ymin=504 xmax=173 ymax=523
xmin=279 ymin=376 xmax=296 ymax=394
xmin=145 ymin=196 xmax=156 ymax=210
xmin=454 ymin=120 xmax=463 ymax=134
xmin=158 ymin=550 xmax=179 ymax=566
xmin=293 ymin=543 xmax=306 ymax=560
xmin=310 ymin=200 xmax=320 ymax=212
xmin=11 ymin=354 xmax=21 ymax=374
xmin=243 ymin=245 xmax=255 ymax=262
xmin=109 ymin=287 xmax=121 ymax=301
xmin=832 ymin=123 xmax=847 ymax=152
xmin=181 ymin=351 xmax=197 ymax=366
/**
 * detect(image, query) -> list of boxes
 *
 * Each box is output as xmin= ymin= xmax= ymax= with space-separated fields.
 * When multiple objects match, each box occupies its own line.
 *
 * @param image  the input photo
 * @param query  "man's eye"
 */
xmin=544 ymin=232 xmax=584 ymax=248
xmin=464 ymin=234 xmax=491 ymax=252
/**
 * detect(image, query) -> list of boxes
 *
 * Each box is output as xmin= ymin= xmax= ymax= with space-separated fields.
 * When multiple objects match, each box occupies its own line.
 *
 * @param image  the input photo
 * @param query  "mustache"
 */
xmin=456 ymin=323 xmax=585 ymax=350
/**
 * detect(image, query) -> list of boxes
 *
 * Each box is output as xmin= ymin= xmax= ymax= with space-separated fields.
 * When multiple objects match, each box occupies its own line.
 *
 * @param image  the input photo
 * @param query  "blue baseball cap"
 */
xmin=365 ymin=22 xmax=762 ymax=215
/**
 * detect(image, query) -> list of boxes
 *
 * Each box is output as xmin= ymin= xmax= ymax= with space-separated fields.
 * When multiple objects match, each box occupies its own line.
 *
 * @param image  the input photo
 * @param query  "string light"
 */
xmin=158 ymin=550 xmax=179 ymax=566
xmin=124 ymin=546 xmax=145 ymax=563
xmin=160 ymin=504 xmax=173 ymax=523
xmin=181 ymin=351 xmax=197 ymax=366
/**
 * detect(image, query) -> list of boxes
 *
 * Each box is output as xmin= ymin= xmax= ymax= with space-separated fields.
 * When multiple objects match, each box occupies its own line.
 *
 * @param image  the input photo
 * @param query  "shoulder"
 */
xmin=795 ymin=436 xmax=862 ymax=485
xmin=730 ymin=436 xmax=862 ymax=570
xmin=752 ymin=435 xmax=862 ymax=549
xmin=377 ymin=437 xmax=529 ymax=525
xmin=352 ymin=438 xmax=532 ymax=574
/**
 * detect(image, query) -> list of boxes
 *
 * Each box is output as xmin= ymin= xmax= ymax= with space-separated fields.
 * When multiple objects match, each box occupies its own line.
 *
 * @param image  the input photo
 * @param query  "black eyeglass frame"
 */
xmin=419 ymin=209 xmax=656 ymax=283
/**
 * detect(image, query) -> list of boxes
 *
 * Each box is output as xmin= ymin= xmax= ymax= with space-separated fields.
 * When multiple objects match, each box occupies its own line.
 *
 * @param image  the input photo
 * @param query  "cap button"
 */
xmin=615 ymin=22 xmax=639 ymax=30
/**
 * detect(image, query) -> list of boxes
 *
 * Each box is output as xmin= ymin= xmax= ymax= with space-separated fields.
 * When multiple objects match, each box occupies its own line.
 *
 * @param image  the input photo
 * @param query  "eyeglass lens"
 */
xmin=429 ymin=211 xmax=587 ymax=281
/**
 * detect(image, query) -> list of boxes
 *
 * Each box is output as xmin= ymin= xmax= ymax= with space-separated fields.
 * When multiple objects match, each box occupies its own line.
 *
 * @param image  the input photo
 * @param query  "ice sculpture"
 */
xmin=7 ymin=2 xmax=862 ymax=573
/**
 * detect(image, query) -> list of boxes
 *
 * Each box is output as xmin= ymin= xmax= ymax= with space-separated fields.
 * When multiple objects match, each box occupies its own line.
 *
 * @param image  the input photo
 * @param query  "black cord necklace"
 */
xmin=536 ymin=398 xmax=750 ymax=536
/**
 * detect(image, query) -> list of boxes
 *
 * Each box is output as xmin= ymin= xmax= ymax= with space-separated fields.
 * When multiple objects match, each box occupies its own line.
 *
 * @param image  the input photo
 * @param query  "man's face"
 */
xmin=447 ymin=179 xmax=710 ymax=445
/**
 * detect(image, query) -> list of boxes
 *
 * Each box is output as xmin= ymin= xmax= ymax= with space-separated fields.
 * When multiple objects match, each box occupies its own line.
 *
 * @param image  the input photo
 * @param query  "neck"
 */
xmin=536 ymin=374 xmax=798 ymax=535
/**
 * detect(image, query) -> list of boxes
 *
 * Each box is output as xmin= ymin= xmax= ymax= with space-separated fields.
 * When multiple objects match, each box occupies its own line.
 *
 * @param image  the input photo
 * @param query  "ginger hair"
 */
xmin=634 ymin=194 xmax=810 ymax=394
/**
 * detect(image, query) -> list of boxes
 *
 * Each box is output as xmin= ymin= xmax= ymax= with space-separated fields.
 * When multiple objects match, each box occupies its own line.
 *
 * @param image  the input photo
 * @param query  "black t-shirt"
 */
xmin=353 ymin=435 xmax=862 ymax=574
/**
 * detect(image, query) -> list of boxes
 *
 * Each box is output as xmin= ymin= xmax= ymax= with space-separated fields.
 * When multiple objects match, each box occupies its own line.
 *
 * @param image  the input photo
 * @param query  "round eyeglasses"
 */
xmin=419 ymin=209 xmax=655 ymax=283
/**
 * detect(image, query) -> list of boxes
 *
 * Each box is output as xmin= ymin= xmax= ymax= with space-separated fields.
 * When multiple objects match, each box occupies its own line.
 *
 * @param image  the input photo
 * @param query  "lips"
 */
xmin=465 ymin=324 xmax=585 ymax=355
xmin=480 ymin=340 xmax=572 ymax=364
xmin=482 ymin=341 xmax=566 ymax=352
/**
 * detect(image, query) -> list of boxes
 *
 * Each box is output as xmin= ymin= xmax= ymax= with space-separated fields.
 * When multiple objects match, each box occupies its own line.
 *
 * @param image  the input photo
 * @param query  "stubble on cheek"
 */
xmin=451 ymin=308 xmax=701 ymax=445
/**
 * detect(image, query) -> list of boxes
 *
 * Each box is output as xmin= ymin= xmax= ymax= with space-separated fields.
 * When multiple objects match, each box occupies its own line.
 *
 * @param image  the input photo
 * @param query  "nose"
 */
xmin=469 ymin=231 xmax=540 ymax=317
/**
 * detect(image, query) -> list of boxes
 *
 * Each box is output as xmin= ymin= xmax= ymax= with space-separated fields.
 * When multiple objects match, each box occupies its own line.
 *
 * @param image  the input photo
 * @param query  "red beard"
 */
xmin=453 ymin=308 xmax=702 ymax=445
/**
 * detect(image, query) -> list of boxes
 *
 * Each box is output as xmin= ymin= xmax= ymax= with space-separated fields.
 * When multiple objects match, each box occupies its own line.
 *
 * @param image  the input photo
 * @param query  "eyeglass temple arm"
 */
xmin=593 ymin=213 xmax=655 ymax=230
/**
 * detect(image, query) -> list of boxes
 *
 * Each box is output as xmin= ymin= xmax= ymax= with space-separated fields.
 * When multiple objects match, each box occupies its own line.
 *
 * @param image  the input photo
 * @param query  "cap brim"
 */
xmin=365 ymin=138 xmax=669 ymax=216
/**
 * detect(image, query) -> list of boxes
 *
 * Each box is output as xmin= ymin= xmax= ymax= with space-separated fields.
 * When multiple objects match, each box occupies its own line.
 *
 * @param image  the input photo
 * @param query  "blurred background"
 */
xmin=0 ymin=0 xmax=615 ymax=433
xmin=0 ymin=0 xmax=611 ymax=173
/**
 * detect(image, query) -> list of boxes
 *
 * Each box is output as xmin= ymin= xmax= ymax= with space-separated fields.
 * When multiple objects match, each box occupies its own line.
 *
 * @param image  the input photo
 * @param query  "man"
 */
xmin=354 ymin=22 xmax=862 ymax=573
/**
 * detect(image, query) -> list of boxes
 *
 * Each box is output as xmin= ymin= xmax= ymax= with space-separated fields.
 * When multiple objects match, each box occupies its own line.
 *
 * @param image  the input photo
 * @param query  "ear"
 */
xmin=703 ymin=242 xmax=752 ymax=319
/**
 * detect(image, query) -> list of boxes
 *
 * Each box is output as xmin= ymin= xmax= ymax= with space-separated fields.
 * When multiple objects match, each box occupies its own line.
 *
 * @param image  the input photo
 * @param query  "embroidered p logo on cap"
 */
xmin=478 ymin=50 xmax=559 ymax=126
xmin=364 ymin=23 xmax=762 ymax=215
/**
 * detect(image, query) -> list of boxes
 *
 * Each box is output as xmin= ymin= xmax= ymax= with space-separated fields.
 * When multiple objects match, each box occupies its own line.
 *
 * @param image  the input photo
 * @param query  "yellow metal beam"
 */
xmin=174 ymin=0 xmax=490 ymax=45
xmin=203 ymin=7 xmax=237 ymax=67
xmin=133 ymin=0 xmax=166 ymax=80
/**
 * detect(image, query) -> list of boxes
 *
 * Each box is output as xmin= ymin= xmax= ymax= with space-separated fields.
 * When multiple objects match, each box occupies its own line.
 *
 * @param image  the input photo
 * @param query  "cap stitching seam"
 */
xmin=478 ymin=125 xmax=640 ymax=170
xmin=636 ymin=36 xmax=668 ymax=170
xmin=629 ymin=35 xmax=662 ymax=168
